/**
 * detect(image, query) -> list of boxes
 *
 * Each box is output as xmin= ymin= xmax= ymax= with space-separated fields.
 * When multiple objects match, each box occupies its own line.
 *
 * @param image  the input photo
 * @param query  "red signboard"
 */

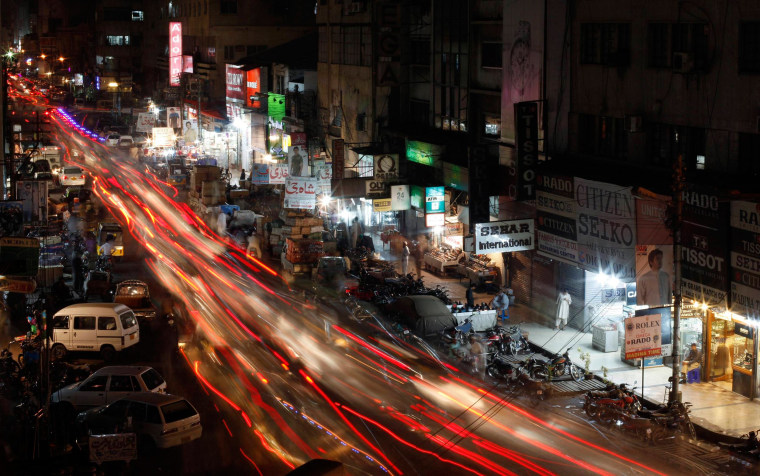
xmin=225 ymin=64 xmax=245 ymax=101
xmin=245 ymin=69 xmax=261 ymax=108
xmin=169 ymin=22 xmax=182 ymax=86
xmin=332 ymin=139 xmax=344 ymax=180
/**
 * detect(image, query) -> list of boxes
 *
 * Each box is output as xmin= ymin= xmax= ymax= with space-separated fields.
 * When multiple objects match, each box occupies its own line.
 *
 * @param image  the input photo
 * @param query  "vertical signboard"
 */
xmin=314 ymin=164 xmax=332 ymax=195
xmin=730 ymin=201 xmax=760 ymax=316
xmin=250 ymin=164 xmax=269 ymax=185
xmin=245 ymin=68 xmax=261 ymax=108
xmin=182 ymin=55 xmax=193 ymax=73
xmin=375 ymin=0 xmax=401 ymax=86
xmin=391 ymin=185 xmax=410 ymax=211
xmin=16 ymin=181 xmax=48 ymax=225
xmin=169 ymin=22 xmax=182 ymax=86
xmin=635 ymin=191 xmax=673 ymax=307
xmin=514 ymin=101 xmax=538 ymax=200
xmin=410 ymin=185 xmax=424 ymax=210
xmin=225 ymin=65 xmax=245 ymax=102
xmin=575 ymin=178 xmax=636 ymax=280
xmin=625 ymin=311 xmax=664 ymax=359
xmin=332 ymin=139 xmax=344 ymax=180
xmin=681 ymin=185 xmax=728 ymax=306
xmin=425 ymin=186 xmax=445 ymax=213
xmin=536 ymin=174 xmax=577 ymax=264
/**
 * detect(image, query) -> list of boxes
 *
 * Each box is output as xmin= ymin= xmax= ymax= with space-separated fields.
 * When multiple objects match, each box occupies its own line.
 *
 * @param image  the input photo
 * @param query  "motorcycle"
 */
xmin=501 ymin=324 xmax=530 ymax=355
xmin=440 ymin=318 xmax=473 ymax=350
xmin=513 ymin=372 xmax=552 ymax=404
xmin=718 ymin=430 xmax=760 ymax=458
xmin=583 ymin=383 xmax=638 ymax=419
xmin=638 ymin=401 xmax=696 ymax=440
xmin=486 ymin=353 xmax=517 ymax=382
xmin=531 ymin=347 xmax=583 ymax=382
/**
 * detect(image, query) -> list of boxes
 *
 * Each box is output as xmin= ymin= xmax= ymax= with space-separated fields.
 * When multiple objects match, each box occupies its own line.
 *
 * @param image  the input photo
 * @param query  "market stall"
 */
xmin=448 ymin=307 xmax=497 ymax=332
xmin=424 ymin=246 xmax=464 ymax=275
xmin=458 ymin=254 xmax=497 ymax=286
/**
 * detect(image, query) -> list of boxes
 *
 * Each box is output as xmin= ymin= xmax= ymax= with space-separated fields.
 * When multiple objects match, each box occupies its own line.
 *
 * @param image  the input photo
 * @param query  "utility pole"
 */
xmin=670 ymin=154 xmax=686 ymax=404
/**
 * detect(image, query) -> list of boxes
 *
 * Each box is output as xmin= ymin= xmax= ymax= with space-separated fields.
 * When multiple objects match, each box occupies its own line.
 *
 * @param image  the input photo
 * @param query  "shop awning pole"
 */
xmin=671 ymin=154 xmax=685 ymax=404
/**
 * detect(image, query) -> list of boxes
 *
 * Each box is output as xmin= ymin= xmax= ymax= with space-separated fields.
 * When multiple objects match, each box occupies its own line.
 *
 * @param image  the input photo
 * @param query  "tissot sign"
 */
xmin=475 ymin=219 xmax=534 ymax=253
xmin=225 ymin=65 xmax=245 ymax=101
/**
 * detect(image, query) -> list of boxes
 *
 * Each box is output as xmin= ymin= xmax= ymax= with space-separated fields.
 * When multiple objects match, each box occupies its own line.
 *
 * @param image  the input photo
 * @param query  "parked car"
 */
xmin=75 ymin=393 xmax=202 ymax=449
xmin=59 ymin=166 xmax=87 ymax=187
xmin=105 ymin=133 xmax=120 ymax=147
xmin=133 ymin=132 xmax=149 ymax=147
xmin=51 ymin=365 xmax=167 ymax=411
xmin=384 ymin=295 xmax=458 ymax=338
xmin=113 ymin=280 xmax=158 ymax=324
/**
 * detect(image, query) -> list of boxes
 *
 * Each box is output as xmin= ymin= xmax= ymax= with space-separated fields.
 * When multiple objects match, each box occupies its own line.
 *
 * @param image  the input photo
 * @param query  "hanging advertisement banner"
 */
xmin=268 ymin=164 xmax=289 ymax=185
xmin=166 ymin=107 xmax=181 ymax=129
xmin=267 ymin=118 xmax=284 ymax=158
xmin=425 ymin=186 xmax=445 ymax=213
xmin=374 ymin=154 xmax=399 ymax=180
xmin=575 ymin=178 xmax=636 ymax=280
xmin=315 ymin=165 xmax=332 ymax=195
xmin=391 ymin=185 xmax=410 ymax=211
xmin=635 ymin=245 xmax=674 ymax=308
xmin=624 ymin=312 xmax=662 ymax=359
xmin=681 ymin=184 xmax=728 ymax=307
xmin=475 ymin=219 xmax=534 ymax=253
xmin=730 ymin=200 xmax=760 ymax=316
xmin=536 ymin=173 xmax=577 ymax=264
xmin=152 ymin=127 xmax=174 ymax=147
xmin=245 ymin=68 xmax=261 ymax=108
xmin=287 ymin=132 xmax=308 ymax=177
xmin=16 ymin=181 xmax=48 ymax=225
xmin=182 ymin=55 xmax=193 ymax=73
xmin=515 ymin=101 xmax=538 ymax=200
xmin=225 ymin=64 xmax=245 ymax=102
xmin=135 ymin=113 xmax=155 ymax=133
xmin=406 ymin=140 xmax=442 ymax=167
xmin=169 ymin=22 xmax=182 ymax=86
xmin=268 ymin=93 xmax=286 ymax=121
xmin=373 ymin=199 xmax=392 ymax=212
xmin=250 ymin=164 xmax=269 ymax=185
xmin=332 ymin=139 xmax=344 ymax=179
xmin=284 ymin=177 xmax=317 ymax=209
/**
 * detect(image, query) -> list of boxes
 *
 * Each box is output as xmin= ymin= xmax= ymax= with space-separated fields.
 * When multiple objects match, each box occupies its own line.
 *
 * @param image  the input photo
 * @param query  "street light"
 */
xmin=108 ymin=81 xmax=120 ymax=117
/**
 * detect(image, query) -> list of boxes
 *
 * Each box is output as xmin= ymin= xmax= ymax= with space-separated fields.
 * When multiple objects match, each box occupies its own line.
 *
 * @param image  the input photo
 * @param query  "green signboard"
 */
xmin=406 ymin=140 xmax=444 ymax=167
xmin=410 ymin=185 xmax=424 ymax=209
xmin=443 ymin=163 xmax=469 ymax=191
xmin=268 ymin=93 xmax=286 ymax=121
xmin=425 ymin=186 xmax=445 ymax=213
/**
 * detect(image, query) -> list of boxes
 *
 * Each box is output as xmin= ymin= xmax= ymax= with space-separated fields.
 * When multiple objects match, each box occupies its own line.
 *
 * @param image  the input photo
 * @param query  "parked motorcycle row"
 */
xmin=582 ymin=381 xmax=696 ymax=444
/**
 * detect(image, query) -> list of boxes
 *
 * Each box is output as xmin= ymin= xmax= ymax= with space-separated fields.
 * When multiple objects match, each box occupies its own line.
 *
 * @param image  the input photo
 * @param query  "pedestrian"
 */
xmin=556 ymin=288 xmax=572 ymax=330
xmin=491 ymin=288 xmax=510 ymax=321
xmin=468 ymin=334 xmax=485 ymax=376
xmin=401 ymin=241 xmax=410 ymax=275
xmin=240 ymin=168 xmax=246 ymax=181
xmin=466 ymin=281 xmax=476 ymax=310
xmin=72 ymin=250 xmax=85 ymax=296
xmin=681 ymin=343 xmax=702 ymax=383
xmin=350 ymin=217 xmax=361 ymax=249
xmin=85 ymin=231 xmax=97 ymax=255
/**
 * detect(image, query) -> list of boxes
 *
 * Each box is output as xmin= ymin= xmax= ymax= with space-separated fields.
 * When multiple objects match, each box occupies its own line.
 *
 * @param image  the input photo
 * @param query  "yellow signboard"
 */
xmin=0 ymin=237 xmax=39 ymax=248
xmin=0 ymin=277 xmax=37 ymax=294
xmin=373 ymin=199 xmax=392 ymax=212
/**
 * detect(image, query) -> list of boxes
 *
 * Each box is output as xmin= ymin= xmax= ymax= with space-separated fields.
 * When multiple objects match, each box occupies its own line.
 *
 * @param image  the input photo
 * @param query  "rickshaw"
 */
xmin=167 ymin=164 xmax=188 ymax=188
xmin=96 ymin=222 xmax=124 ymax=261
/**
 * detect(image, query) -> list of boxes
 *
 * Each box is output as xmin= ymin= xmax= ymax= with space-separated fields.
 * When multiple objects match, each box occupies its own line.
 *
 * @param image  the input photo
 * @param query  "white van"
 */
xmin=50 ymin=303 xmax=140 ymax=361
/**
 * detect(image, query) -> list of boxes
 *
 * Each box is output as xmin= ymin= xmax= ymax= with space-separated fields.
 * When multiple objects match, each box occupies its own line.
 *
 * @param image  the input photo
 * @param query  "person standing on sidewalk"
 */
xmin=466 ymin=282 xmax=476 ymax=310
xmin=681 ymin=343 xmax=702 ymax=383
xmin=491 ymin=289 xmax=510 ymax=321
xmin=401 ymin=241 xmax=410 ymax=275
xmin=556 ymin=288 xmax=572 ymax=330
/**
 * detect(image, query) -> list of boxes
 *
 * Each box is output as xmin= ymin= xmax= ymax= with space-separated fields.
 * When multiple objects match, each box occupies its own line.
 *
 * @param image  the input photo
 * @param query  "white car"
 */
xmin=52 ymin=366 xmax=167 ymax=411
xmin=105 ymin=133 xmax=121 ymax=147
xmin=76 ymin=393 xmax=202 ymax=449
xmin=117 ymin=136 xmax=134 ymax=148
xmin=59 ymin=166 xmax=87 ymax=187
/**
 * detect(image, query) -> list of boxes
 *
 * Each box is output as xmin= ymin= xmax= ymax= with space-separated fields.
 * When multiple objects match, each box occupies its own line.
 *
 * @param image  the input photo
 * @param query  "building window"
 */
xmin=481 ymin=42 xmax=502 ymax=69
xmin=331 ymin=26 xmax=342 ymax=63
xmin=103 ymin=7 xmax=131 ymax=21
xmin=740 ymin=22 xmax=760 ymax=73
xmin=580 ymin=23 xmax=631 ymax=66
xmin=207 ymin=47 xmax=216 ymax=62
xmin=246 ymin=45 xmax=265 ymax=56
xmin=224 ymin=45 xmax=234 ymax=60
xmin=648 ymin=123 xmax=705 ymax=169
xmin=131 ymin=10 xmax=144 ymax=21
xmin=319 ymin=26 xmax=328 ymax=63
xmin=409 ymin=99 xmax=429 ymax=126
xmin=106 ymin=36 xmax=130 ymax=46
xmin=355 ymin=113 xmax=367 ymax=132
xmin=220 ymin=0 xmax=237 ymax=14
xmin=578 ymin=114 xmax=627 ymax=160
xmin=484 ymin=114 xmax=501 ymax=137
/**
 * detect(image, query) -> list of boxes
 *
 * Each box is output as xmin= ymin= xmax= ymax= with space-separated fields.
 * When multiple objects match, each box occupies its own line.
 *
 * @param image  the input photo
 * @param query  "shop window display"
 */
xmin=710 ymin=319 xmax=734 ymax=383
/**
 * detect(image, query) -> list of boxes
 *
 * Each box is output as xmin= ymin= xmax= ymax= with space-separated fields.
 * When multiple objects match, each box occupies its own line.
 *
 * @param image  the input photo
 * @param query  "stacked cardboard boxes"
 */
xmin=278 ymin=210 xmax=324 ymax=239
xmin=186 ymin=166 xmax=225 ymax=206
xmin=285 ymin=237 xmax=324 ymax=264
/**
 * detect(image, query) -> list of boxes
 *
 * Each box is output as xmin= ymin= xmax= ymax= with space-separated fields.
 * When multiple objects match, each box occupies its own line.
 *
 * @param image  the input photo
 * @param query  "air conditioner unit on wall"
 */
xmin=672 ymin=52 xmax=694 ymax=73
xmin=624 ymin=115 xmax=643 ymax=133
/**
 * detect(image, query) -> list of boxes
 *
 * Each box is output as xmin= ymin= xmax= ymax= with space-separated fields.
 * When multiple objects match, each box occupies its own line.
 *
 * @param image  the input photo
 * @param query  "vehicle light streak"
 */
xmin=436 ymin=391 xmax=615 ymax=476
xmin=299 ymin=369 xmax=401 ymax=475
xmin=192 ymin=361 xmax=242 ymax=412
xmin=473 ymin=439 xmax=558 ymax=476
xmin=332 ymin=326 xmax=413 ymax=373
xmin=340 ymin=405 xmax=483 ymax=476
xmin=253 ymin=429 xmax=295 ymax=470
xmin=343 ymin=352 xmax=407 ymax=385
xmin=238 ymin=448 xmax=264 ymax=476
xmin=426 ymin=434 xmax=516 ymax=476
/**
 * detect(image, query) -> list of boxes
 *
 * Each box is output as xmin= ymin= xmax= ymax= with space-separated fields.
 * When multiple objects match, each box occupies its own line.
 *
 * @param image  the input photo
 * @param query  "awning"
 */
xmin=183 ymin=99 xmax=227 ymax=121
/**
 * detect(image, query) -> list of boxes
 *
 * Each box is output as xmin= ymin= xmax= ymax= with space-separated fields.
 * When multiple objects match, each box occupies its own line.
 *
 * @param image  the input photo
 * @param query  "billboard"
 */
xmin=152 ymin=127 xmax=174 ymax=147
xmin=536 ymin=174 xmax=577 ymax=264
xmin=135 ymin=113 xmax=155 ymax=133
xmin=730 ymin=201 xmax=760 ymax=316
xmin=284 ymin=177 xmax=317 ymax=209
xmin=287 ymin=132 xmax=308 ymax=177
xmin=182 ymin=55 xmax=193 ymax=74
xmin=624 ymin=312 xmax=662 ymax=360
xmin=225 ymin=64 xmax=245 ymax=102
xmin=406 ymin=140 xmax=442 ymax=167
xmin=268 ymin=93 xmax=286 ymax=121
xmin=475 ymin=219 xmax=534 ymax=253
xmin=425 ymin=186 xmax=445 ymax=213
xmin=575 ymin=178 xmax=636 ymax=281
xmin=268 ymin=164 xmax=289 ymax=185
xmin=514 ymin=101 xmax=538 ymax=200
xmin=635 ymin=245 xmax=673 ymax=307
xmin=374 ymin=154 xmax=399 ymax=181
xmin=169 ymin=22 xmax=182 ymax=86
